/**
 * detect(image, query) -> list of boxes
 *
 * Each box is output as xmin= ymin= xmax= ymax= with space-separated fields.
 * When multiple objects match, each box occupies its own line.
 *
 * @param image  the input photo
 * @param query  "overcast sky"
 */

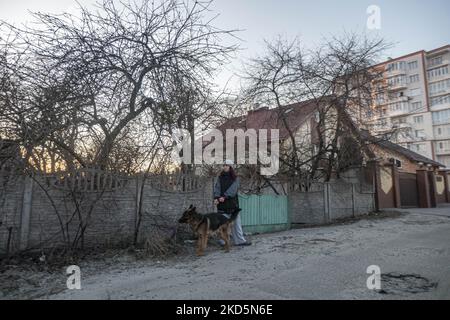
xmin=1 ymin=0 xmax=449 ymax=89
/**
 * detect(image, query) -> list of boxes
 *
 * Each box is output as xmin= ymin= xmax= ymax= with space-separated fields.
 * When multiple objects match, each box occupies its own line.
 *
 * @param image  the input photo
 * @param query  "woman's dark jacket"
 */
xmin=213 ymin=171 xmax=239 ymax=213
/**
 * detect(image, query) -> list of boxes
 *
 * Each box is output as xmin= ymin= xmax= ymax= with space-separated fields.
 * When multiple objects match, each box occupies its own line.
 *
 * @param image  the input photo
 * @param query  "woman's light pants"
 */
xmin=219 ymin=213 xmax=247 ymax=245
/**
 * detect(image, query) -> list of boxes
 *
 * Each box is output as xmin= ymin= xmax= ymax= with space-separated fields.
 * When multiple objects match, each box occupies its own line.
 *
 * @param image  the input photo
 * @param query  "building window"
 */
xmin=428 ymin=55 xmax=443 ymax=68
xmin=395 ymin=159 xmax=402 ymax=168
xmin=429 ymin=79 xmax=450 ymax=95
xmin=415 ymin=129 xmax=425 ymax=138
xmin=387 ymin=61 xmax=407 ymax=72
xmin=427 ymin=66 xmax=449 ymax=79
xmin=434 ymin=126 xmax=450 ymax=137
xmin=388 ymin=75 xmax=406 ymax=87
xmin=410 ymin=101 xmax=423 ymax=111
xmin=409 ymin=74 xmax=420 ymax=83
xmin=430 ymin=94 xmax=450 ymax=107
xmin=408 ymin=61 xmax=418 ymax=70
xmin=375 ymin=94 xmax=385 ymax=105
xmin=412 ymin=143 xmax=425 ymax=152
xmin=389 ymin=101 xmax=408 ymax=112
xmin=413 ymin=115 xmax=424 ymax=124
xmin=436 ymin=141 xmax=450 ymax=152
xmin=432 ymin=109 xmax=450 ymax=124
xmin=392 ymin=117 xmax=407 ymax=125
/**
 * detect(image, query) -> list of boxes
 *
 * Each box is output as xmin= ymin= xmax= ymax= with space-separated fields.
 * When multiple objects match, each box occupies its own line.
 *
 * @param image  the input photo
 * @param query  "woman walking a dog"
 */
xmin=213 ymin=159 xmax=251 ymax=246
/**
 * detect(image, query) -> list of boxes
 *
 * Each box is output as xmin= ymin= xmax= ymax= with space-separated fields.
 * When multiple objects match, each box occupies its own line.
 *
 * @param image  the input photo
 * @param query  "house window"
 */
xmin=395 ymin=159 xmax=402 ymax=168
xmin=314 ymin=111 xmax=320 ymax=122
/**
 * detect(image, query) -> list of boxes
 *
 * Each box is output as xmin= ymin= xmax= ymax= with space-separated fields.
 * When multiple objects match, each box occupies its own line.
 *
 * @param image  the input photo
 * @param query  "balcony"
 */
xmin=386 ymin=69 xmax=407 ymax=77
xmin=370 ymin=121 xmax=391 ymax=133
xmin=387 ymin=95 xmax=410 ymax=104
xmin=435 ymin=139 xmax=450 ymax=155
xmin=388 ymin=83 xmax=408 ymax=91
xmin=389 ymin=108 xmax=409 ymax=117
xmin=431 ymin=101 xmax=450 ymax=112
xmin=429 ymin=88 xmax=450 ymax=98
xmin=435 ymin=148 xmax=450 ymax=155
xmin=386 ymin=62 xmax=408 ymax=76
xmin=427 ymin=58 xmax=449 ymax=69
xmin=392 ymin=122 xmax=412 ymax=130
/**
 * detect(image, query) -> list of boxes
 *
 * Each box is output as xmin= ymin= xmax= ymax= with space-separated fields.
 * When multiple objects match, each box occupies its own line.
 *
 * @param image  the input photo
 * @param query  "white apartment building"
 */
xmin=367 ymin=44 xmax=450 ymax=168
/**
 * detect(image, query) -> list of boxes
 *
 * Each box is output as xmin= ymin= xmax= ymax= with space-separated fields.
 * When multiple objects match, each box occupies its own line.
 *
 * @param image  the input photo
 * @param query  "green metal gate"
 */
xmin=238 ymin=194 xmax=290 ymax=234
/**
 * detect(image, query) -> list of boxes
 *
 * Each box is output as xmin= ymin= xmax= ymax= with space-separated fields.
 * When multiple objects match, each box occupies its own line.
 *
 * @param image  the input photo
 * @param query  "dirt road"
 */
xmin=44 ymin=206 xmax=450 ymax=300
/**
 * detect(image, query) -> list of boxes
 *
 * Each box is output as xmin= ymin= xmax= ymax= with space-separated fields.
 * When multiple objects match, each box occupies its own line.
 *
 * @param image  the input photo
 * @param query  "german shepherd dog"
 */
xmin=178 ymin=205 xmax=241 ymax=256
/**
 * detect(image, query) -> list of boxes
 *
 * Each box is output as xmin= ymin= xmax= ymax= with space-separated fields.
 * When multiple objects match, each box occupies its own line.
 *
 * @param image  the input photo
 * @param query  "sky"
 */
xmin=1 ymin=0 xmax=449 ymax=89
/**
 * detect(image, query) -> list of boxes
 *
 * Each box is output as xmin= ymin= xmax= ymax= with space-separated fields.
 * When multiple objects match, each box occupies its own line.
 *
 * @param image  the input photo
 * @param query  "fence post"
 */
xmin=19 ymin=175 xmax=34 ymax=251
xmin=135 ymin=175 xmax=142 ymax=231
xmin=351 ymin=183 xmax=356 ymax=218
xmin=323 ymin=182 xmax=330 ymax=223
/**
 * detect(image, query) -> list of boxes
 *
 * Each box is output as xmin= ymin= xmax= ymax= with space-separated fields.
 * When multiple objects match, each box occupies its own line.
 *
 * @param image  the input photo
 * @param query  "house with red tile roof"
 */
xmin=215 ymin=97 xmax=442 ymax=172
xmin=211 ymin=97 xmax=449 ymax=208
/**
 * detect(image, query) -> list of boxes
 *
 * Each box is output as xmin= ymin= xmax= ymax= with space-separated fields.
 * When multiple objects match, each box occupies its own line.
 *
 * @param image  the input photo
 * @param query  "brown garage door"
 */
xmin=399 ymin=172 xmax=419 ymax=208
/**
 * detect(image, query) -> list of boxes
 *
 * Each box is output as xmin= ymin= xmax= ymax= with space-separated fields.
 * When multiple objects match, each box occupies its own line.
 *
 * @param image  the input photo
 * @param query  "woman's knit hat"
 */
xmin=224 ymin=159 xmax=234 ymax=166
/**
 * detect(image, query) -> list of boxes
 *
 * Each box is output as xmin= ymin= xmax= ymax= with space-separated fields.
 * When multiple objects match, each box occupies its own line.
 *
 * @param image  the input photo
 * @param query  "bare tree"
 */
xmin=0 ymin=0 xmax=238 ymax=172
xmin=0 ymin=0 xmax=239 ymax=254
xmin=242 ymin=33 xmax=392 ymax=181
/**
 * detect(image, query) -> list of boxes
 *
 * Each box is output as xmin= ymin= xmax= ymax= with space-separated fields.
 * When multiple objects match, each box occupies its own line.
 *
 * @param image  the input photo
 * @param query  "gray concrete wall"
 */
xmin=0 ymin=175 xmax=25 ymax=254
xmin=289 ymin=190 xmax=326 ymax=224
xmin=289 ymin=181 xmax=375 ymax=225
xmin=0 ymin=174 xmax=214 ymax=253
xmin=1 ymin=169 xmax=375 ymax=253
